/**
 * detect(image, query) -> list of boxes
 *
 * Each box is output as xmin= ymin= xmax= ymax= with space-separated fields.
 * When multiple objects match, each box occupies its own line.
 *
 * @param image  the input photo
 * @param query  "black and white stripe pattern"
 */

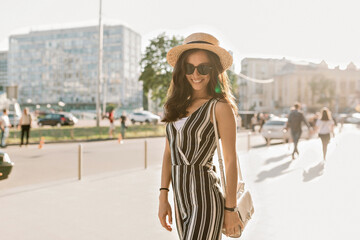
xmin=166 ymin=98 xmax=224 ymax=240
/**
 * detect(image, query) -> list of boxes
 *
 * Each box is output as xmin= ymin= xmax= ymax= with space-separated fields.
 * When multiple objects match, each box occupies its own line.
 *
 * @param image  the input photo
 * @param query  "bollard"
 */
xmin=282 ymin=129 xmax=287 ymax=147
xmin=247 ymin=131 xmax=251 ymax=151
xmin=38 ymin=136 xmax=45 ymax=149
xmin=267 ymin=131 xmax=271 ymax=147
xmin=144 ymin=140 xmax=148 ymax=169
xmin=78 ymin=144 xmax=82 ymax=180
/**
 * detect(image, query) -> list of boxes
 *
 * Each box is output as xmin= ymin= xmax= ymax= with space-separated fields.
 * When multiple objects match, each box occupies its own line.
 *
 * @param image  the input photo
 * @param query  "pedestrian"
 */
xmin=309 ymin=113 xmax=319 ymax=128
xmin=120 ymin=111 xmax=127 ymax=139
xmin=108 ymin=109 xmax=115 ymax=138
xmin=315 ymin=107 xmax=335 ymax=161
xmin=158 ymin=32 xmax=243 ymax=239
xmin=0 ymin=109 xmax=11 ymax=148
xmin=251 ymin=114 xmax=257 ymax=132
xmin=286 ymin=102 xmax=312 ymax=159
xmin=258 ymin=113 xmax=265 ymax=133
xmin=19 ymin=107 xmax=32 ymax=147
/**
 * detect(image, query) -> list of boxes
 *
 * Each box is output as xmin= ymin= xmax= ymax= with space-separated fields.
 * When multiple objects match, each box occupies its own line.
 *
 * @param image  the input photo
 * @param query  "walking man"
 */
xmin=120 ymin=111 xmax=127 ymax=139
xmin=286 ymin=103 xmax=312 ymax=159
xmin=0 ymin=109 xmax=11 ymax=148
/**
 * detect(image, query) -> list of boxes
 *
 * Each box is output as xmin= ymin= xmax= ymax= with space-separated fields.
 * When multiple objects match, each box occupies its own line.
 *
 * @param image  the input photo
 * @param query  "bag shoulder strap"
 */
xmin=212 ymin=100 xmax=244 ymax=195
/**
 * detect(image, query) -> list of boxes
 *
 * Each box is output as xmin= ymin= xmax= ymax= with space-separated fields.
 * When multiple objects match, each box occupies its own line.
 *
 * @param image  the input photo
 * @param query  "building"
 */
xmin=0 ymin=51 xmax=7 ymax=90
xmin=240 ymin=58 xmax=360 ymax=113
xmin=275 ymin=61 xmax=360 ymax=112
xmin=240 ymin=58 xmax=289 ymax=111
xmin=8 ymin=24 xmax=142 ymax=110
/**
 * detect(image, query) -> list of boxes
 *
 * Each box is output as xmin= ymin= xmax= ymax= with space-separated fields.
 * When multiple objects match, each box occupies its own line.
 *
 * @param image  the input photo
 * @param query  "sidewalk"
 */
xmin=0 ymin=125 xmax=359 ymax=240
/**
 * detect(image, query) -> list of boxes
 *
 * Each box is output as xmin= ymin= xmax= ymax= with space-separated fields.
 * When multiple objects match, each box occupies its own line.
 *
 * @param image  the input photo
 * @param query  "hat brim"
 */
xmin=167 ymin=43 xmax=233 ymax=71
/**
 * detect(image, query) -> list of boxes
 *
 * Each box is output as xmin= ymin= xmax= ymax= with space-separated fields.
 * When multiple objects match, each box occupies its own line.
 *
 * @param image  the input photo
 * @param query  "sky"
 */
xmin=1 ymin=0 xmax=360 ymax=72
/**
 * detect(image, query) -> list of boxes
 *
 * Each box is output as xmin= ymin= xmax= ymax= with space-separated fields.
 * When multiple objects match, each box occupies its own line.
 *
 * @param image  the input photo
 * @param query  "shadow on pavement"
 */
xmin=302 ymin=161 xmax=325 ymax=182
xmin=264 ymin=153 xmax=292 ymax=165
xmin=0 ymin=178 xmax=77 ymax=198
xmin=255 ymin=161 xmax=293 ymax=182
xmin=252 ymin=141 xmax=285 ymax=149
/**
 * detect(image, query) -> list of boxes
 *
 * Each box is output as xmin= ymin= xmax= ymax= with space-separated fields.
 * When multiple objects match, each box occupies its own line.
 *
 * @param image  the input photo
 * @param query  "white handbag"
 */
xmin=212 ymin=103 xmax=254 ymax=238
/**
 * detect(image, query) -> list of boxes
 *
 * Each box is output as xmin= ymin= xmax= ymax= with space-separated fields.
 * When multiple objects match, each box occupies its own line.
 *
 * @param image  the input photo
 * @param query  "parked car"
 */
xmin=346 ymin=113 xmax=360 ymax=124
xmin=8 ymin=111 xmax=21 ymax=127
xmin=260 ymin=117 xmax=310 ymax=144
xmin=38 ymin=112 xmax=78 ymax=127
xmin=0 ymin=151 xmax=14 ymax=180
xmin=129 ymin=111 xmax=161 ymax=124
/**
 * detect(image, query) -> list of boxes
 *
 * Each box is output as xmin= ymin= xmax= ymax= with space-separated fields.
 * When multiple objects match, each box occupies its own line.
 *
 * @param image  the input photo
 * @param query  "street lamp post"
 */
xmin=96 ymin=0 xmax=103 ymax=127
xmin=102 ymin=60 xmax=108 ymax=116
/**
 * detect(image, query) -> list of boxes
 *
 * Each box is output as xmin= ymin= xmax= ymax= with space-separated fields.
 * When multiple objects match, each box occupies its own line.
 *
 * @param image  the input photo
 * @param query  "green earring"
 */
xmin=215 ymin=77 xmax=222 ymax=93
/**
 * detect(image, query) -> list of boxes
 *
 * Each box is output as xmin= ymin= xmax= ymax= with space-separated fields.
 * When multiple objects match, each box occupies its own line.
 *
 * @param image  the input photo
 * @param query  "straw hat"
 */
xmin=166 ymin=32 xmax=233 ymax=71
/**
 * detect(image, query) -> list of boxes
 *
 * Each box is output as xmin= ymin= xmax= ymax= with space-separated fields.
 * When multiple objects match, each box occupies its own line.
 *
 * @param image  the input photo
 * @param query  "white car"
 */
xmin=129 ymin=111 xmax=161 ymax=124
xmin=261 ymin=117 xmax=310 ymax=144
xmin=346 ymin=113 xmax=360 ymax=124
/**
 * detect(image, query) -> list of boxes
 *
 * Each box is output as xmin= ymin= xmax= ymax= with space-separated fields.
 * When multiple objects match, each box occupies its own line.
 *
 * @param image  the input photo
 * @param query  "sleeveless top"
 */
xmin=21 ymin=114 xmax=32 ymax=125
xmin=166 ymin=98 xmax=224 ymax=240
xmin=316 ymin=119 xmax=334 ymax=134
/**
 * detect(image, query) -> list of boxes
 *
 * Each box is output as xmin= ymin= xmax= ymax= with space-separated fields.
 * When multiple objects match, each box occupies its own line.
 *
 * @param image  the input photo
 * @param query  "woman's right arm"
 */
xmin=18 ymin=117 xmax=22 ymax=129
xmin=158 ymin=137 xmax=173 ymax=232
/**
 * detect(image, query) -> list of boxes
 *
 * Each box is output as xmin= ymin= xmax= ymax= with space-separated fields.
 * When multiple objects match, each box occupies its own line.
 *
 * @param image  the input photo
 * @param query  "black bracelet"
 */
xmin=159 ymin=188 xmax=169 ymax=192
xmin=224 ymin=206 xmax=237 ymax=212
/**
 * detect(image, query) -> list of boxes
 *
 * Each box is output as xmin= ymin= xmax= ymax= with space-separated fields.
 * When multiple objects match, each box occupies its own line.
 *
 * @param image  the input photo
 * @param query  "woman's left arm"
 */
xmin=215 ymin=101 xmax=243 ymax=236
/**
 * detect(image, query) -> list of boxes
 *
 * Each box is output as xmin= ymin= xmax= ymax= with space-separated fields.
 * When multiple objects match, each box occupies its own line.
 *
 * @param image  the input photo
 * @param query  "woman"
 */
xmin=315 ymin=107 xmax=334 ymax=161
xmin=19 ymin=107 xmax=32 ymax=147
xmin=108 ymin=109 xmax=115 ymax=138
xmin=158 ymin=33 xmax=243 ymax=239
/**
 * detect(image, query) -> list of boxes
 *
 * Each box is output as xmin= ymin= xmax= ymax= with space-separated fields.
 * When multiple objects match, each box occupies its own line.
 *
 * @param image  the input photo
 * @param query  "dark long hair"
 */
xmin=162 ymin=49 xmax=237 ymax=122
xmin=320 ymin=108 xmax=331 ymax=121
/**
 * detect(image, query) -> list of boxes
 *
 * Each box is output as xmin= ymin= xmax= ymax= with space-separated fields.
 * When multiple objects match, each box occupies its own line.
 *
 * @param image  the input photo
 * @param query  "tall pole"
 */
xmin=102 ymin=64 xmax=107 ymax=115
xmin=96 ymin=0 xmax=103 ymax=127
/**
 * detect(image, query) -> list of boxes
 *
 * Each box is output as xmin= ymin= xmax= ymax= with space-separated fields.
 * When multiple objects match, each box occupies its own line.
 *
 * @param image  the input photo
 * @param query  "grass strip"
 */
xmin=6 ymin=124 xmax=166 ymax=145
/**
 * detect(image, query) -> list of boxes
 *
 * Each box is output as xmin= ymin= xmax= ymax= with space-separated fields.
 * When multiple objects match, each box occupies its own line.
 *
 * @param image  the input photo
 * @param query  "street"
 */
xmin=0 ymin=130 xmax=265 ymax=191
xmin=0 ymin=124 xmax=359 ymax=240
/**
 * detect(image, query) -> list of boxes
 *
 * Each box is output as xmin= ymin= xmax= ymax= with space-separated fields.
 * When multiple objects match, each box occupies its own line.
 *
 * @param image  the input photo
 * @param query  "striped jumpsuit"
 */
xmin=166 ymin=98 xmax=224 ymax=240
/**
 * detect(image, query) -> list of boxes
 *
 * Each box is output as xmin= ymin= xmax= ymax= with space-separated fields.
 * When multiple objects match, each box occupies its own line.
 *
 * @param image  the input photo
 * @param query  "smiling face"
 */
xmin=185 ymin=50 xmax=212 ymax=94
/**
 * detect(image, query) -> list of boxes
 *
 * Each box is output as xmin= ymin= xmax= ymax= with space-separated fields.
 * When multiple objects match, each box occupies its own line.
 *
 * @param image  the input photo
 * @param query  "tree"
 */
xmin=317 ymin=78 xmax=335 ymax=108
xmin=139 ymin=33 xmax=183 ymax=108
xmin=226 ymin=70 xmax=240 ymax=104
xmin=308 ymin=75 xmax=336 ymax=109
xmin=309 ymin=77 xmax=320 ymax=106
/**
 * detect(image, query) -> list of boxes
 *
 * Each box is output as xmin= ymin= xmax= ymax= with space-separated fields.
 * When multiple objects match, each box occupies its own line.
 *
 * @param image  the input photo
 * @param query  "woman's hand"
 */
xmin=158 ymin=198 xmax=173 ymax=232
xmin=223 ymin=211 xmax=244 ymax=237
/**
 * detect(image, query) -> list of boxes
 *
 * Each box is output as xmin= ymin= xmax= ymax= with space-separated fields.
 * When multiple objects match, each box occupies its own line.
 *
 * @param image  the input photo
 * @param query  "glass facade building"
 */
xmin=8 ymin=25 xmax=142 ymax=108
xmin=0 ymin=51 xmax=7 ymax=88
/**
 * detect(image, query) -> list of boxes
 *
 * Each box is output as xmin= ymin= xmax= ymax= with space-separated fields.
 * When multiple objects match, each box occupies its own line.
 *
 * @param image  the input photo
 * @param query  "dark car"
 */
xmin=38 ymin=112 xmax=77 ymax=127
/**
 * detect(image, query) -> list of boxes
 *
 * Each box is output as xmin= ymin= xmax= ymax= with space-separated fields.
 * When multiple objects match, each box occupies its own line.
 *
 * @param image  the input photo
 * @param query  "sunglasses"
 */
xmin=185 ymin=63 xmax=213 ymax=75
